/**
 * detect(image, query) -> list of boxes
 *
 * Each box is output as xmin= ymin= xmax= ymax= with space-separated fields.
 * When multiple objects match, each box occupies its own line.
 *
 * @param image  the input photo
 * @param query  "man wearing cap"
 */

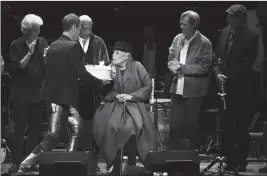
xmin=93 ymin=41 xmax=157 ymax=176
xmin=213 ymin=4 xmax=259 ymax=172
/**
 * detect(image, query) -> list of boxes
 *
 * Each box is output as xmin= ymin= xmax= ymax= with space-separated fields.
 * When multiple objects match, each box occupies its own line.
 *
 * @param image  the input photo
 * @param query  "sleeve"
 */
xmin=224 ymin=35 xmax=259 ymax=78
xmin=167 ymin=36 xmax=178 ymax=63
xmin=130 ymin=62 xmax=152 ymax=102
xmin=179 ymin=41 xmax=213 ymax=76
xmin=213 ymin=31 xmax=224 ymax=76
xmin=8 ymin=41 xmax=24 ymax=73
xmin=70 ymin=43 xmax=102 ymax=87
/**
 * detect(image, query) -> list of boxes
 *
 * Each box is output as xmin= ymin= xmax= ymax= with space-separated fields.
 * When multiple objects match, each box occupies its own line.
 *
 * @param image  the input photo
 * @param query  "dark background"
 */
xmin=1 ymin=1 xmax=259 ymax=65
xmin=1 ymin=1 xmax=266 ymax=141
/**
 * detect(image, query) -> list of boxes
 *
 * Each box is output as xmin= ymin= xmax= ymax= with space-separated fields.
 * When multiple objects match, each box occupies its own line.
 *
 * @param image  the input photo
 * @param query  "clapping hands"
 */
xmin=116 ymin=94 xmax=132 ymax=103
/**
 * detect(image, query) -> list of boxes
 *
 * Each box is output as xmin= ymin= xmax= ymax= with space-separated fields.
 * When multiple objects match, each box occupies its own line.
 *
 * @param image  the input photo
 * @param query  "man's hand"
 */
xmin=102 ymin=80 xmax=111 ymax=85
xmin=217 ymin=74 xmax=227 ymax=83
xmin=168 ymin=60 xmax=181 ymax=74
xmin=116 ymin=94 xmax=132 ymax=102
xmin=43 ymin=46 xmax=49 ymax=57
xmin=28 ymin=40 xmax=37 ymax=55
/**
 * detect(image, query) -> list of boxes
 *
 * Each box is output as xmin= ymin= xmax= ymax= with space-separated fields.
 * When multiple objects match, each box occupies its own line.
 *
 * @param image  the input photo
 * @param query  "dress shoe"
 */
xmin=8 ymin=164 xmax=19 ymax=173
xmin=259 ymin=166 xmax=267 ymax=173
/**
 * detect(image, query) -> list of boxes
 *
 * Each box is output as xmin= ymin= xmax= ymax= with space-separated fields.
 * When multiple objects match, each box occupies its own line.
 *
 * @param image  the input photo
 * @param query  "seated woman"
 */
xmin=93 ymin=41 xmax=157 ymax=176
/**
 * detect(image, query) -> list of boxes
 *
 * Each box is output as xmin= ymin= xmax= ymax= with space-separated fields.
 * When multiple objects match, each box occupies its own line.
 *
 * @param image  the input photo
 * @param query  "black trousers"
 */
xmin=111 ymin=136 xmax=137 ymax=176
xmin=31 ymin=104 xmax=82 ymax=155
xmin=10 ymin=96 xmax=44 ymax=165
xmin=169 ymin=94 xmax=203 ymax=150
xmin=220 ymin=95 xmax=250 ymax=167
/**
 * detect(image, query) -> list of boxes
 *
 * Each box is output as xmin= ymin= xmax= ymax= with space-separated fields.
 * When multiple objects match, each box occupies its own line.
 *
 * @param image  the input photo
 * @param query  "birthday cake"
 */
xmin=85 ymin=64 xmax=112 ymax=80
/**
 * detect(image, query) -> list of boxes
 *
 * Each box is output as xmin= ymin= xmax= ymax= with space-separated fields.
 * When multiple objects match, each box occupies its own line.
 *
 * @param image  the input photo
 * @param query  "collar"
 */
xmin=78 ymin=36 xmax=90 ymax=42
xmin=185 ymin=30 xmax=198 ymax=42
xmin=61 ymin=34 xmax=72 ymax=41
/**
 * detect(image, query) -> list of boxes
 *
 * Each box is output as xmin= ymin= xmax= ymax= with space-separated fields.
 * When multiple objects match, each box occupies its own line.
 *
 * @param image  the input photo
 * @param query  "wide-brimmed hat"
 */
xmin=109 ymin=41 xmax=133 ymax=54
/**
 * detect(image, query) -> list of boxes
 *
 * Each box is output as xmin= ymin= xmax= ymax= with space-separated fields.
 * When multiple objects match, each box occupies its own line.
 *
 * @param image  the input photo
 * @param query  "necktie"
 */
xmin=82 ymin=39 xmax=87 ymax=53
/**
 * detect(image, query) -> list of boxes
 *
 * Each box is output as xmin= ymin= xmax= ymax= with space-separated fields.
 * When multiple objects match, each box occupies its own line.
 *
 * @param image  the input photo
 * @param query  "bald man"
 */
xmin=76 ymin=15 xmax=110 ymax=153
xmin=8 ymin=14 xmax=48 ymax=173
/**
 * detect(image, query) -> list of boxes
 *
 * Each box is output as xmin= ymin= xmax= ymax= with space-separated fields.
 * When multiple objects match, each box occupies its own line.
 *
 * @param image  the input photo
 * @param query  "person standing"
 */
xmin=167 ymin=10 xmax=213 ymax=150
xmin=19 ymin=13 xmax=109 ymax=172
xmin=213 ymin=4 xmax=259 ymax=172
xmin=77 ymin=15 xmax=110 ymax=151
xmin=7 ymin=14 xmax=48 ymax=173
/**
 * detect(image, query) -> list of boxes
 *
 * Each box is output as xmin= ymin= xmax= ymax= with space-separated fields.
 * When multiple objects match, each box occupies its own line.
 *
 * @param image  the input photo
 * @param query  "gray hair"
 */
xmin=21 ymin=14 xmax=43 ymax=32
xmin=180 ymin=10 xmax=200 ymax=29
xmin=79 ymin=15 xmax=93 ymax=26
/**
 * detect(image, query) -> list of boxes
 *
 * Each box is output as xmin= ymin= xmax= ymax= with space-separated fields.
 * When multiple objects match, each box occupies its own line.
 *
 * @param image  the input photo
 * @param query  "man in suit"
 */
xmin=19 ymin=13 xmax=108 ymax=171
xmin=213 ymin=4 xmax=259 ymax=172
xmin=77 ymin=15 xmax=110 ymax=151
xmin=167 ymin=10 xmax=213 ymax=150
xmin=7 ymin=14 xmax=48 ymax=173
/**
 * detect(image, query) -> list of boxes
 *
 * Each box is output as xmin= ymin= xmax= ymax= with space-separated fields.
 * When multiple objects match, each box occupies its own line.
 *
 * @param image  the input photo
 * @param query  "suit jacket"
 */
xmin=40 ymin=35 xmax=101 ymax=108
xmin=78 ymin=33 xmax=110 ymax=65
xmin=168 ymin=32 xmax=213 ymax=97
xmin=77 ymin=34 xmax=110 ymax=119
xmin=214 ymin=26 xmax=259 ymax=96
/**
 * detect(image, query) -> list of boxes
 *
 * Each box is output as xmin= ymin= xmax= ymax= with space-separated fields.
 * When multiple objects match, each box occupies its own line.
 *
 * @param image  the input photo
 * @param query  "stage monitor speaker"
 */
xmin=39 ymin=151 xmax=97 ymax=176
xmin=145 ymin=150 xmax=200 ymax=176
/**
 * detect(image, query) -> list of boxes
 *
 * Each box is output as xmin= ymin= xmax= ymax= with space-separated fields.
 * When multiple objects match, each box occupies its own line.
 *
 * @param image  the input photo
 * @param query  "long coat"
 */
xmin=92 ymin=59 xmax=157 ymax=168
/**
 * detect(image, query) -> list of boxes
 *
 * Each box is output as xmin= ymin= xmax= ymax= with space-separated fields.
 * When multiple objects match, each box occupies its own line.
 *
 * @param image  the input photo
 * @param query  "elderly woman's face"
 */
xmin=112 ymin=50 xmax=128 ymax=65
xmin=180 ymin=16 xmax=195 ymax=38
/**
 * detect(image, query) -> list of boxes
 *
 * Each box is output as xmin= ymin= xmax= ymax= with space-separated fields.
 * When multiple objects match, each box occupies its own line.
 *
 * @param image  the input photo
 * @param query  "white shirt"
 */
xmin=176 ymin=31 xmax=198 ymax=95
xmin=78 ymin=37 xmax=90 ymax=53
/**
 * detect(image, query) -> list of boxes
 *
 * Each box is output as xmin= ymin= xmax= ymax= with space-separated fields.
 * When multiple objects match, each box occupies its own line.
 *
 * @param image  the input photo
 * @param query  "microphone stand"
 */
xmin=201 ymin=58 xmax=239 ymax=176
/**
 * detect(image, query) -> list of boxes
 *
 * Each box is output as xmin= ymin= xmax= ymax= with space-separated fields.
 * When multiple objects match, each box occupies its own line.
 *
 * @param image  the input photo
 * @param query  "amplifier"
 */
xmin=39 ymin=151 xmax=97 ymax=176
xmin=145 ymin=150 xmax=200 ymax=176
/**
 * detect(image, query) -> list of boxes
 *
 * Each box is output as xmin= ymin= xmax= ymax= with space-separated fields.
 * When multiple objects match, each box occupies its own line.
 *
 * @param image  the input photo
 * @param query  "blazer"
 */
xmin=76 ymin=34 xmax=110 ymax=119
xmin=40 ymin=35 xmax=101 ymax=108
xmin=168 ymin=32 xmax=213 ymax=97
xmin=214 ymin=26 xmax=259 ymax=96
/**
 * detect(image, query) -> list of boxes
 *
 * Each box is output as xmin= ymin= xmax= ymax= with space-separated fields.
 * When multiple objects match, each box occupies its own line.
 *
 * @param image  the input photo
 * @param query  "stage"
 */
xmin=1 ymin=157 xmax=266 ymax=176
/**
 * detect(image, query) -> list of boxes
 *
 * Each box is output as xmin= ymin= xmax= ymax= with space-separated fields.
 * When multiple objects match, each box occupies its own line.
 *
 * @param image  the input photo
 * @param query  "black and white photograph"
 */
xmin=1 ymin=1 xmax=267 ymax=176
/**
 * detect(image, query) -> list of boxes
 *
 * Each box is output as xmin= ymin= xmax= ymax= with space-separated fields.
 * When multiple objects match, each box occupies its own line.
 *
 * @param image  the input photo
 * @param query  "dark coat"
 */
xmin=92 ymin=60 xmax=157 ymax=168
xmin=40 ymin=35 xmax=101 ymax=108
xmin=77 ymin=34 xmax=110 ymax=119
xmin=214 ymin=26 xmax=259 ymax=97
xmin=168 ymin=32 xmax=213 ymax=97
